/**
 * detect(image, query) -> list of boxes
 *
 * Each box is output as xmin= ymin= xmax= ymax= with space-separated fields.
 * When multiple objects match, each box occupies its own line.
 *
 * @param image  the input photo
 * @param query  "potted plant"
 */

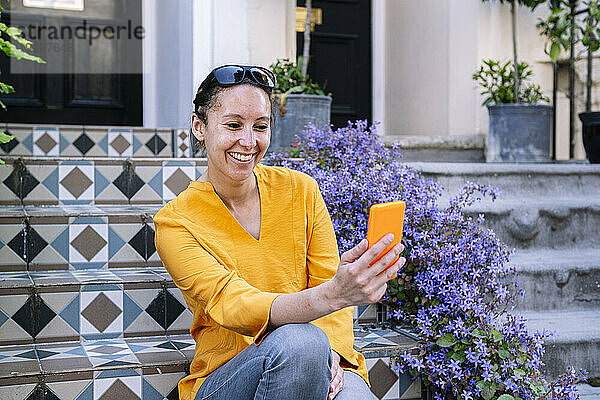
xmin=268 ymin=120 xmax=587 ymax=399
xmin=269 ymin=57 xmax=331 ymax=153
xmin=473 ymin=59 xmax=552 ymax=162
xmin=477 ymin=0 xmax=552 ymax=162
xmin=537 ymin=0 xmax=600 ymax=163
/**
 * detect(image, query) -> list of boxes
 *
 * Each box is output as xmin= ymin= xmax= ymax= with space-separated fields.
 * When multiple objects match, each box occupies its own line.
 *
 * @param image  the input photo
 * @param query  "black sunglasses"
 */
xmin=210 ymin=65 xmax=276 ymax=89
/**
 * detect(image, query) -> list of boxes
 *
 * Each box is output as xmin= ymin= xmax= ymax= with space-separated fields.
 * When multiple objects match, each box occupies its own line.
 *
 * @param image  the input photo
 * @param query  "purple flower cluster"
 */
xmin=267 ymin=121 xmax=586 ymax=399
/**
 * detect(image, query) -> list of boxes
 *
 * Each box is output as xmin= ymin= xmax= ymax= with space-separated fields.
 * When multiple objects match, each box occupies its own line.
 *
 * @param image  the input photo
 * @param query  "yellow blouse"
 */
xmin=154 ymin=163 xmax=368 ymax=400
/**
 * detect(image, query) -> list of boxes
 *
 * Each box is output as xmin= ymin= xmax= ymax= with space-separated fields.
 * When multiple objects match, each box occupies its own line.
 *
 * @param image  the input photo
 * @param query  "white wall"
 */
xmin=192 ymin=0 xmax=296 ymax=101
xmin=143 ymin=0 xmax=193 ymax=129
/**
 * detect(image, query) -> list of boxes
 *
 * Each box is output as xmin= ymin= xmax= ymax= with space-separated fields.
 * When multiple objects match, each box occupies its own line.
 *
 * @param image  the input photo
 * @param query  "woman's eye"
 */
xmin=255 ymin=124 xmax=269 ymax=131
xmin=226 ymin=123 xmax=241 ymax=129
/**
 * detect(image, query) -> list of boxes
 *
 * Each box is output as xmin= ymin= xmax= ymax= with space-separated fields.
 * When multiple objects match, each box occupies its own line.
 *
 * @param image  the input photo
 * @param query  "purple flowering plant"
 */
xmin=267 ymin=121 xmax=587 ymax=400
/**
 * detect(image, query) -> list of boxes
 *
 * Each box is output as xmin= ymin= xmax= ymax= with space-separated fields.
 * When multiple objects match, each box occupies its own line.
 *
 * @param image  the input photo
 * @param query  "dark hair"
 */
xmin=192 ymin=71 xmax=274 ymax=154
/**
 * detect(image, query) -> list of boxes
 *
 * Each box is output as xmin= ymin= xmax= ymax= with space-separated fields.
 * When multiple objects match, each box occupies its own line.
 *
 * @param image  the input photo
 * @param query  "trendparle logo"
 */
xmin=8 ymin=18 xmax=144 ymax=74
xmin=16 ymin=19 xmax=145 ymax=46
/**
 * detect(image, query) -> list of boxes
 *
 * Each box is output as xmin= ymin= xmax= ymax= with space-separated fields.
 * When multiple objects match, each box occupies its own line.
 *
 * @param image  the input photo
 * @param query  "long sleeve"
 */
xmin=305 ymin=179 xmax=363 ymax=370
xmin=154 ymin=208 xmax=279 ymax=344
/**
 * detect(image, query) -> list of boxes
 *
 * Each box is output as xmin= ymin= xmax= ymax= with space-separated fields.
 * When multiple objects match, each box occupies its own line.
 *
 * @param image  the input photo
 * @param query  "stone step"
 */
xmin=465 ymin=198 xmax=600 ymax=250
xmin=521 ymin=309 xmax=600 ymax=379
xmin=0 ymin=205 xmax=161 ymax=271
xmin=0 ymin=267 xmax=192 ymax=345
xmin=407 ymin=162 xmax=600 ymax=200
xmin=0 ymin=124 xmax=195 ymax=159
xmin=576 ymin=384 xmax=600 ymax=400
xmin=511 ymin=248 xmax=600 ymax=311
xmin=0 ymin=327 xmax=421 ymax=400
xmin=0 ymin=157 xmax=207 ymax=206
xmin=381 ymin=135 xmax=485 ymax=162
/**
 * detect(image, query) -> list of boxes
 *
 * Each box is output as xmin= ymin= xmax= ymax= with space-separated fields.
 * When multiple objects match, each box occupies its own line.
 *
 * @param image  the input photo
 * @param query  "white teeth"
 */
xmin=229 ymin=152 xmax=253 ymax=162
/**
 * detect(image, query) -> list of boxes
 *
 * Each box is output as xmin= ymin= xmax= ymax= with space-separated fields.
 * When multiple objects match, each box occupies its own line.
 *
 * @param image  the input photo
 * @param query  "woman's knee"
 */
xmin=266 ymin=323 xmax=331 ymax=364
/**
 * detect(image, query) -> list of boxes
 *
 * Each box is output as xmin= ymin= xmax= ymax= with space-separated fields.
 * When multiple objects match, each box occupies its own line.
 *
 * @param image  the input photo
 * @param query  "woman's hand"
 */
xmin=329 ymin=234 xmax=406 ymax=308
xmin=328 ymin=350 xmax=343 ymax=400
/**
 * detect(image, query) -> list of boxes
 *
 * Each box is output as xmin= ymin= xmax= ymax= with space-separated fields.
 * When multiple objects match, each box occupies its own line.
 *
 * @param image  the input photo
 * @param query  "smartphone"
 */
xmin=366 ymin=201 xmax=406 ymax=279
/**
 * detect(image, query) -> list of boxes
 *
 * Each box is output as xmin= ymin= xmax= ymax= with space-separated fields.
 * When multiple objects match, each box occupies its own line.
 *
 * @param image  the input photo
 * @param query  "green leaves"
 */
xmin=0 ymin=131 xmax=14 ymax=144
xmin=473 ymin=59 xmax=550 ymax=105
xmin=538 ymin=0 xmax=600 ymax=61
xmin=476 ymin=380 xmax=498 ymax=400
xmin=436 ymin=334 xmax=457 ymax=348
xmin=497 ymin=395 xmax=515 ymax=400
xmin=550 ymin=41 xmax=561 ymax=62
xmin=269 ymin=57 xmax=326 ymax=97
xmin=0 ymin=131 xmax=14 ymax=166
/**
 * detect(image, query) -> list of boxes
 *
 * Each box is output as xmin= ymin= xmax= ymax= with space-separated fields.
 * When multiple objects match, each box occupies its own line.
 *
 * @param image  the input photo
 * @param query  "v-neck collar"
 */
xmin=189 ymin=164 xmax=265 ymax=243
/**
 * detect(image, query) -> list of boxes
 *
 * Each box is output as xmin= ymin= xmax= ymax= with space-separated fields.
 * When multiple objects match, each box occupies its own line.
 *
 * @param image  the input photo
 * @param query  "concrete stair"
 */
xmin=0 ymin=126 xmax=421 ymax=400
xmin=409 ymin=162 xmax=600 ymax=381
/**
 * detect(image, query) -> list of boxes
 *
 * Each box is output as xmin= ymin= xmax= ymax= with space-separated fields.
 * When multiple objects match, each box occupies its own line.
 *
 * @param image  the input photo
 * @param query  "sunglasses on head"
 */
xmin=210 ymin=65 xmax=276 ymax=89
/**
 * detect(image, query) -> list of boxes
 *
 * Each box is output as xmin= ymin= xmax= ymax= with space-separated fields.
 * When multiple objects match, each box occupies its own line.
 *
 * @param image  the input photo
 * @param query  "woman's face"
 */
xmin=192 ymin=84 xmax=271 ymax=184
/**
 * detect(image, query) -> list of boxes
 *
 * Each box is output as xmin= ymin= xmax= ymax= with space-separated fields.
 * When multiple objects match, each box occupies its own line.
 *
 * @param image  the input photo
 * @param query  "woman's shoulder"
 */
xmin=256 ymin=163 xmax=318 ymax=192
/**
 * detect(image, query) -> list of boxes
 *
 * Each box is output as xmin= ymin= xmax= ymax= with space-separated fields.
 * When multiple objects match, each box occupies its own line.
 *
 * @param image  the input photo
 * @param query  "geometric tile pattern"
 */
xmin=174 ymin=129 xmax=192 ymax=158
xmin=0 ymin=159 xmax=207 ymax=206
xmin=1 ymin=125 xmax=175 ymax=158
xmin=0 ymin=318 xmax=419 ymax=399
xmin=0 ymin=207 xmax=163 ymax=271
xmin=162 ymin=161 xmax=195 ymax=201
xmin=33 ymin=127 xmax=59 ymax=157
xmin=108 ymin=129 xmax=133 ymax=158
xmin=0 ymin=268 xmax=193 ymax=341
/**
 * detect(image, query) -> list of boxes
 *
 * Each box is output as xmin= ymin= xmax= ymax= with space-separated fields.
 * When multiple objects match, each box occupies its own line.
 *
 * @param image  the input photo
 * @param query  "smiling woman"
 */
xmin=153 ymin=64 xmax=402 ymax=400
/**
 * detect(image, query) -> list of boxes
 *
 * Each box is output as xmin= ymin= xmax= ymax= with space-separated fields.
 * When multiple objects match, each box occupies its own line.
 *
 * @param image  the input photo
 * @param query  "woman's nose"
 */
xmin=238 ymin=125 xmax=257 ymax=147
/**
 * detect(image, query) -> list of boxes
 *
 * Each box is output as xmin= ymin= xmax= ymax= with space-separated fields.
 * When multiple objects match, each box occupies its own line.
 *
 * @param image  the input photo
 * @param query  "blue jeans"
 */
xmin=195 ymin=323 xmax=375 ymax=400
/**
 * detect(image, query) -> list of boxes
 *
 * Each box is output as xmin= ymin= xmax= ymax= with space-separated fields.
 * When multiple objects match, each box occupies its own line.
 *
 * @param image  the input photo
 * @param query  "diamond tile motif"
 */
xmin=71 ymin=226 xmax=107 ymax=262
xmin=10 ymin=294 xmax=56 ymax=339
xmin=73 ymin=132 xmax=95 ymax=155
xmin=80 ymin=288 xmax=123 ymax=337
xmin=113 ymin=169 xmax=145 ymax=200
xmin=128 ymin=224 xmax=155 ymax=260
xmin=174 ymin=129 xmax=191 ymax=158
xmin=69 ymin=217 xmax=108 ymax=268
xmin=61 ymin=167 xmax=93 ymax=199
xmin=85 ymin=339 xmax=138 ymax=367
xmin=145 ymin=289 xmax=187 ymax=331
xmin=35 ymin=133 xmax=57 ymax=155
xmin=146 ymin=134 xmax=167 ymax=156
xmin=369 ymin=358 xmax=399 ymax=399
xmin=164 ymin=169 xmax=191 ymax=198
xmin=81 ymin=293 xmax=122 ymax=333
xmin=6 ymin=227 xmax=48 ymax=263
xmin=3 ymin=165 xmax=40 ymax=200
xmin=108 ymin=129 xmax=133 ymax=157
xmin=33 ymin=127 xmax=59 ymax=156
xmin=59 ymin=162 xmax=94 ymax=203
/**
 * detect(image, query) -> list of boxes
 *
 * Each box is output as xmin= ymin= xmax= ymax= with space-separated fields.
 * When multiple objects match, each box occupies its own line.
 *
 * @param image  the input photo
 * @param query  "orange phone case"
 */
xmin=366 ymin=201 xmax=406 ymax=279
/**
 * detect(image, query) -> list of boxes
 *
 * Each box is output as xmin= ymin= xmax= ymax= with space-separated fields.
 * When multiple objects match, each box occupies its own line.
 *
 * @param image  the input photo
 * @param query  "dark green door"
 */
xmin=0 ymin=0 xmax=142 ymax=125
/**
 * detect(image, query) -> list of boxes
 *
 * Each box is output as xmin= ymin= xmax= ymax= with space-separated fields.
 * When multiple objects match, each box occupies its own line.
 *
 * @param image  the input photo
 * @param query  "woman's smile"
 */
xmin=227 ymin=151 xmax=257 ymax=163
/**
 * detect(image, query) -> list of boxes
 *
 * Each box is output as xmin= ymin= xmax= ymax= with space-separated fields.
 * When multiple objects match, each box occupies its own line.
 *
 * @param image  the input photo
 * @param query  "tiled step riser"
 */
xmin=514 ymin=267 xmax=600 ymax=311
xmin=473 ymin=207 xmax=600 ymax=249
xmin=0 ymin=340 xmax=192 ymax=400
xmin=0 ymin=158 xmax=206 ymax=206
xmin=0 ymin=214 xmax=160 ymax=271
xmin=0 ymin=125 xmax=195 ymax=158
xmin=0 ymin=327 xmax=421 ymax=400
xmin=409 ymin=163 xmax=600 ymax=199
xmin=0 ymin=272 xmax=192 ymax=346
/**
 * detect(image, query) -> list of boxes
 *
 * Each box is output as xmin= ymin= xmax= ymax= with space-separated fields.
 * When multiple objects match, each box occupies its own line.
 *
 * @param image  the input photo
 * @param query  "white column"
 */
xmin=193 ymin=0 xmax=215 ymax=91
xmin=142 ymin=0 xmax=158 ymax=128
xmin=372 ymin=0 xmax=387 ymax=136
